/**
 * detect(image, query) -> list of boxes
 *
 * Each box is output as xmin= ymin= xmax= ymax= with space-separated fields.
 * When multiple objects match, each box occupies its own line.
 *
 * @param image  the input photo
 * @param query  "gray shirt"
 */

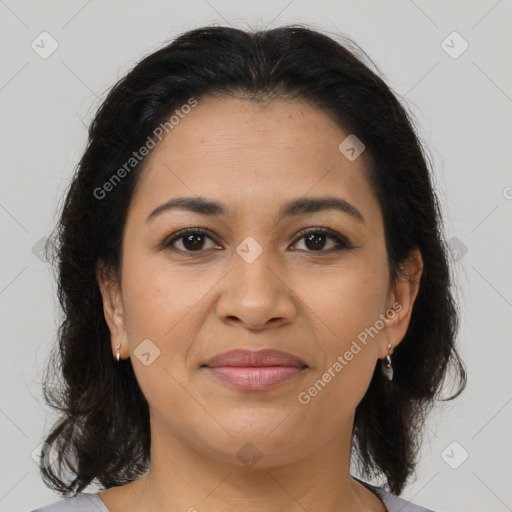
xmin=29 ymin=484 xmax=434 ymax=512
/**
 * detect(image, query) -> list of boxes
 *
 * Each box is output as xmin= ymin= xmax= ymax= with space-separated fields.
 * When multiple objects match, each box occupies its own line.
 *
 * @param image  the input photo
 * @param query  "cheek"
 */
xmin=298 ymin=256 xmax=388 ymax=400
xmin=296 ymin=277 xmax=384 ymax=435
xmin=119 ymin=256 xmax=209 ymax=419
xmin=121 ymin=250 xmax=201 ymax=334
xmin=304 ymin=256 xmax=389 ymax=346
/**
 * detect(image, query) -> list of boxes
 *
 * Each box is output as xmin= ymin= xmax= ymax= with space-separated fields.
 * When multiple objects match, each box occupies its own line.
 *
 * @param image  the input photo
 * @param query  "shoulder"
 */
xmin=374 ymin=488 xmax=435 ymax=512
xmin=356 ymin=478 xmax=435 ymax=512
xmin=29 ymin=492 xmax=109 ymax=512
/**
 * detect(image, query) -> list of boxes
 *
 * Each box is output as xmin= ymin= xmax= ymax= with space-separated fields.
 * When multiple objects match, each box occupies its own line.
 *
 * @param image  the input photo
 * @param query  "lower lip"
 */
xmin=205 ymin=366 xmax=306 ymax=391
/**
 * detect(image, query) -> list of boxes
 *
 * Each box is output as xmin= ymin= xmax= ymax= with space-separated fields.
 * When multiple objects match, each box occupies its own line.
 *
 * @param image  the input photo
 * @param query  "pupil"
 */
xmin=183 ymin=234 xmax=204 ymax=250
xmin=305 ymin=232 xmax=325 ymax=250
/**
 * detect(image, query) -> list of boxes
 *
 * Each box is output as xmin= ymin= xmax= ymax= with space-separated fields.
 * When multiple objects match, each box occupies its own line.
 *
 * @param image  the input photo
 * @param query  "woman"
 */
xmin=31 ymin=24 xmax=466 ymax=512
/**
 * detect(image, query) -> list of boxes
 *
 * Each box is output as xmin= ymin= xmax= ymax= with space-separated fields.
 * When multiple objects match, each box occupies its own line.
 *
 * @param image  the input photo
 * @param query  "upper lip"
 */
xmin=202 ymin=349 xmax=307 ymax=368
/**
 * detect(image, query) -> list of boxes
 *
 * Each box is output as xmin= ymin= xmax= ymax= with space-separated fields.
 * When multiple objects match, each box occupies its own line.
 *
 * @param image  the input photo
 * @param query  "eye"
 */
xmin=163 ymin=227 xmax=354 ymax=255
xmin=164 ymin=228 xmax=221 ymax=253
xmin=290 ymin=227 xmax=353 ymax=253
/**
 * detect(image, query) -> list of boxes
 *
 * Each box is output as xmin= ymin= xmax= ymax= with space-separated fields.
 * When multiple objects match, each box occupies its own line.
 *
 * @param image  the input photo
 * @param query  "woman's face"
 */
xmin=99 ymin=96 xmax=419 ymax=468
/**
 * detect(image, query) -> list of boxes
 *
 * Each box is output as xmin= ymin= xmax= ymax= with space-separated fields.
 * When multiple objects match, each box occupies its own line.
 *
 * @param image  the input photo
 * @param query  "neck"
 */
xmin=115 ymin=415 xmax=385 ymax=512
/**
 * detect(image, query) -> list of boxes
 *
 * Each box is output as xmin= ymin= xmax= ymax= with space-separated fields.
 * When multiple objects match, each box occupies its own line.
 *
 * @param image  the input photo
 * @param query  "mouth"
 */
xmin=201 ymin=349 xmax=308 ymax=391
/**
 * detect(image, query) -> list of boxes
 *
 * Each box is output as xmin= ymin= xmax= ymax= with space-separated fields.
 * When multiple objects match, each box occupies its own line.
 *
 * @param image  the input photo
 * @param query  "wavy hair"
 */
xmin=40 ymin=24 xmax=466 ymax=496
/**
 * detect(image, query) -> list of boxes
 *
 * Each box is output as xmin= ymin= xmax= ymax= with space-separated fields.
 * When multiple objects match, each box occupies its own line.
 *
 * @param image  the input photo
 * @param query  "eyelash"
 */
xmin=162 ymin=227 xmax=354 ymax=255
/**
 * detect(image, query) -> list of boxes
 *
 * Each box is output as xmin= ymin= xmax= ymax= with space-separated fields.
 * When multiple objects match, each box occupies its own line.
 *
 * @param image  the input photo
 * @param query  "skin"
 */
xmin=97 ymin=96 xmax=423 ymax=512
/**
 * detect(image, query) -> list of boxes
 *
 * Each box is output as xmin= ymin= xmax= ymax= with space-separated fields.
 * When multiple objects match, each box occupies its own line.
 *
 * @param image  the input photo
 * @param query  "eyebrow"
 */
xmin=146 ymin=196 xmax=364 ymax=223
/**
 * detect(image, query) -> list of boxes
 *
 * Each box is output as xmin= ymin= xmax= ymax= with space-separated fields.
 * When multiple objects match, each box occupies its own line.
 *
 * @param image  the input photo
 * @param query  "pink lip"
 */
xmin=202 ymin=349 xmax=308 ymax=391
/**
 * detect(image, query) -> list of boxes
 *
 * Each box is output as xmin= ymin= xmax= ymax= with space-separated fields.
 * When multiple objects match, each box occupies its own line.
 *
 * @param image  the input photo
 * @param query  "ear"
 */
xmin=378 ymin=249 xmax=423 ymax=358
xmin=96 ymin=261 xmax=129 ymax=360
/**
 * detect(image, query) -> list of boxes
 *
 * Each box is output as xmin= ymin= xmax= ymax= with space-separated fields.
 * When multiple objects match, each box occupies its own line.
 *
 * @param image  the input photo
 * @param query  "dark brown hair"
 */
xmin=40 ymin=24 xmax=466 ymax=496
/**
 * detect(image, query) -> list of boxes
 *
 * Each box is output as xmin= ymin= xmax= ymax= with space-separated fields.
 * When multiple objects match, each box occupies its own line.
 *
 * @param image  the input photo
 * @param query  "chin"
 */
xmin=190 ymin=411 xmax=316 ymax=467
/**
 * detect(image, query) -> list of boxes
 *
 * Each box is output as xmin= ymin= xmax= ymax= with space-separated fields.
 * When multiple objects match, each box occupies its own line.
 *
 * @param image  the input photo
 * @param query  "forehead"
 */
xmin=128 ymin=96 xmax=380 ymax=226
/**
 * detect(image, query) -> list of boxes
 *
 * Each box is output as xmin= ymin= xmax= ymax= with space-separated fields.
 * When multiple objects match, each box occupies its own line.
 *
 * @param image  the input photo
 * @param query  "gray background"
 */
xmin=1 ymin=1 xmax=511 ymax=511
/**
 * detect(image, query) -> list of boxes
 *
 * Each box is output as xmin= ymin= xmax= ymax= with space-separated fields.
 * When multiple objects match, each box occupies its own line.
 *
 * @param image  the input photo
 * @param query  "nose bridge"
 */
xmin=216 ymin=234 xmax=296 ymax=328
xmin=233 ymin=234 xmax=281 ymax=301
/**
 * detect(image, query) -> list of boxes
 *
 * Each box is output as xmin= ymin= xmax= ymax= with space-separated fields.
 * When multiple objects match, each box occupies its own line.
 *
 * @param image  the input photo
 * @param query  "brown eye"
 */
xmin=163 ymin=227 xmax=353 ymax=255
xmin=304 ymin=232 xmax=329 ymax=250
xmin=291 ymin=228 xmax=352 ymax=253
xmin=180 ymin=233 xmax=206 ymax=251
xmin=164 ymin=228 xmax=220 ymax=253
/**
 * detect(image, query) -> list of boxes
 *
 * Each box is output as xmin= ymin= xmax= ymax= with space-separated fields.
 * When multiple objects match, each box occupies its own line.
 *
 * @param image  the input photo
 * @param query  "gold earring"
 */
xmin=115 ymin=343 xmax=121 ymax=362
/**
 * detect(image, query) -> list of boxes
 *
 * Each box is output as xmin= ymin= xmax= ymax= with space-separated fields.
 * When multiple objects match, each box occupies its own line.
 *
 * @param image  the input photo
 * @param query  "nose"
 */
xmin=215 ymin=249 xmax=298 ymax=331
